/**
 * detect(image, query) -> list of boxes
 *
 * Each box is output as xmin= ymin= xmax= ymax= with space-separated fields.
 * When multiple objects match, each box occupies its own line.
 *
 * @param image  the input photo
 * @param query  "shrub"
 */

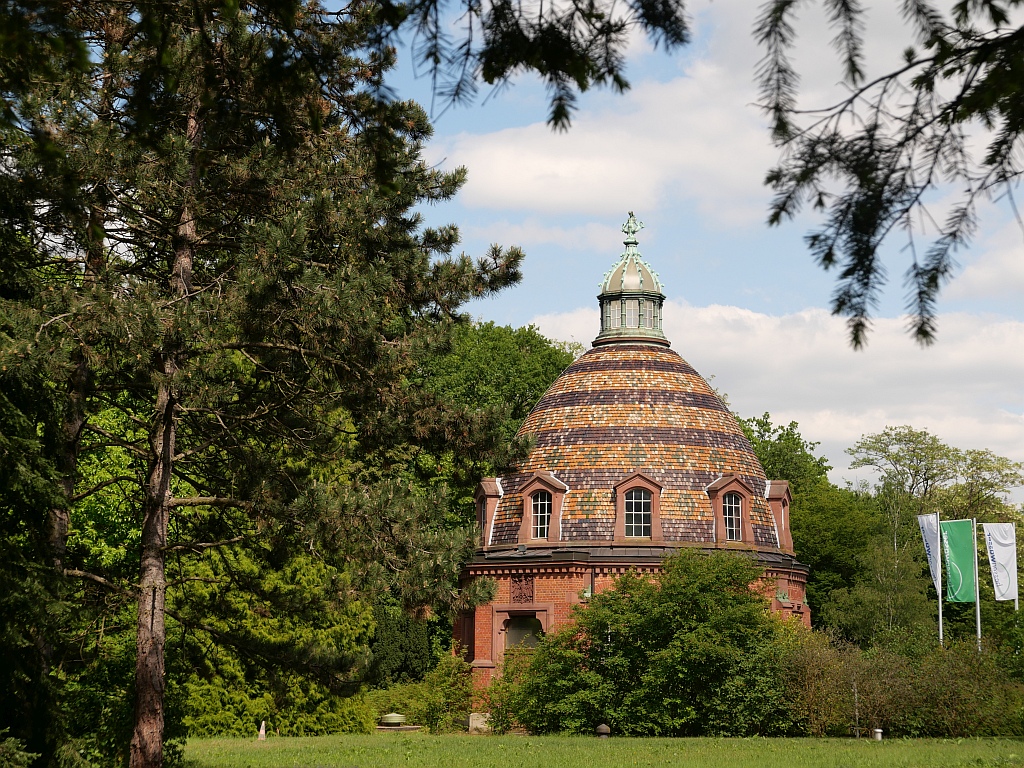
xmin=365 ymin=652 xmax=473 ymax=733
xmin=779 ymin=632 xmax=1024 ymax=738
xmin=184 ymin=672 xmax=375 ymax=737
xmin=488 ymin=551 xmax=796 ymax=737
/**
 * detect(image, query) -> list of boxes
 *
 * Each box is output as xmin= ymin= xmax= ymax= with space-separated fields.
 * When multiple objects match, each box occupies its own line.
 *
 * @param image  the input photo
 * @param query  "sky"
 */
xmin=385 ymin=1 xmax=1024 ymax=496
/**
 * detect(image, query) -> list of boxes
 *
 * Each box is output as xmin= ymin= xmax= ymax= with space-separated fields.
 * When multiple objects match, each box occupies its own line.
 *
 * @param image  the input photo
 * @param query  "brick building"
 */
xmin=455 ymin=214 xmax=810 ymax=685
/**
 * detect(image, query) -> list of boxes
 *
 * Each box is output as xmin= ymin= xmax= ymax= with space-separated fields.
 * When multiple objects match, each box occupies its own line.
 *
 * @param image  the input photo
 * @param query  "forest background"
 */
xmin=3 ymin=1 xmax=1024 ymax=767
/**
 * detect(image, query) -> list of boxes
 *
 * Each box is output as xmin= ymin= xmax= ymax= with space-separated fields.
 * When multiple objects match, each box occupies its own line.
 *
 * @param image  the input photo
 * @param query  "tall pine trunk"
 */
xmin=130 ymin=104 xmax=200 ymax=768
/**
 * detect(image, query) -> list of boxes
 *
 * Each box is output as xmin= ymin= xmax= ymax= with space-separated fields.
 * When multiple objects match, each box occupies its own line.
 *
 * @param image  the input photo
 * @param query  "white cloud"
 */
xmin=427 ymin=60 xmax=775 ymax=224
xmin=530 ymin=302 xmax=1024 ymax=495
xmin=460 ymin=218 xmax=620 ymax=252
xmin=946 ymin=216 xmax=1024 ymax=301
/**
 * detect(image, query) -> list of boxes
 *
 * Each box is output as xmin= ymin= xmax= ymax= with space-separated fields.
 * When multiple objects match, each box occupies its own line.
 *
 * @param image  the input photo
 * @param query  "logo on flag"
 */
xmin=941 ymin=519 xmax=976 ymax=603
xmin=983 ymin=523 xmax=1018 ymax=603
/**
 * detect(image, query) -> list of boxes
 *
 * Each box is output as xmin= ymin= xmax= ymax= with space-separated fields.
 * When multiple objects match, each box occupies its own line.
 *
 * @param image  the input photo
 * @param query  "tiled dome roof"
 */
xmin=488 ymin=214 xmax=777 ymax=549
xmin=490 ymin=344 xmax=775 ymax=546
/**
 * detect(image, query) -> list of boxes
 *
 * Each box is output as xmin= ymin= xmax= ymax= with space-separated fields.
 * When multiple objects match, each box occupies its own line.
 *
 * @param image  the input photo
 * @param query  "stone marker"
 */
xmin=258 ymin=721 xmax=266 ymax=741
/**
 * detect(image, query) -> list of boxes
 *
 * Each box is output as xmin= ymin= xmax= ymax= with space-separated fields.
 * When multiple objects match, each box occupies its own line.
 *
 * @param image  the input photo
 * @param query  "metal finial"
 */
xmin=622 ymin=212 xmax=644 ymax=243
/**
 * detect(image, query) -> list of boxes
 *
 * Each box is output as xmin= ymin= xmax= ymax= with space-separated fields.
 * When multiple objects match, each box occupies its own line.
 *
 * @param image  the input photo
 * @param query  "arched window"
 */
xmin=723 ymin=492 xmax=742 ymax=541
xmin=506 ymin=615 xmax=543 ymax=649
xmin=532 ymin=491 xmax=552 ymax=539
xmin=624 ymin=488 xmax=652 ymax=537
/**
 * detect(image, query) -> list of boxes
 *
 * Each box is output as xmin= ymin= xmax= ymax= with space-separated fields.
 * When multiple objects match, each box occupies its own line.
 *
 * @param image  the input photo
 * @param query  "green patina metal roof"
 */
xmin=595 ymin=212 xmax=668 ymax=346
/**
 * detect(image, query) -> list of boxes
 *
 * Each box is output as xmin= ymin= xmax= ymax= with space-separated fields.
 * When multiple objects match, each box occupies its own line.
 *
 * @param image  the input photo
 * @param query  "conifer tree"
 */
xmin=1 ymin=2 xmax=522 ymax=765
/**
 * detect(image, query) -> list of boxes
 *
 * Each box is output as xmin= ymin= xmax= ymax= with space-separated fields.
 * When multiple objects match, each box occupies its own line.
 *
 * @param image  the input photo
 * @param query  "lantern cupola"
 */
xmin=595 ymin=212 xmax=668 ymax=346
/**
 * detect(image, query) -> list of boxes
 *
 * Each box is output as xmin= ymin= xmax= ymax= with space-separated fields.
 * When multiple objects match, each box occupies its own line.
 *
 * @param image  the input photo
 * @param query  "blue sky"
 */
xmin=387 ymin=1 xmax=1024 ymax=496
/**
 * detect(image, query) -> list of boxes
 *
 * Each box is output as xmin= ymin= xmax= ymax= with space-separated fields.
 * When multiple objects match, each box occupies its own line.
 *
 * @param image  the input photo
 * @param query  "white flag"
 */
xmin=918 ymin=514 xmax=941 ymax=593
xmin=983 ymin=523 xmax=1018 ymax=602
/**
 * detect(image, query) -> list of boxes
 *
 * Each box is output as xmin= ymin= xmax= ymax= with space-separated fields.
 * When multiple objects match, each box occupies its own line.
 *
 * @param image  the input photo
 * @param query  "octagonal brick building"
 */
xmin=455 ymin=214 xmax=810 ymax=684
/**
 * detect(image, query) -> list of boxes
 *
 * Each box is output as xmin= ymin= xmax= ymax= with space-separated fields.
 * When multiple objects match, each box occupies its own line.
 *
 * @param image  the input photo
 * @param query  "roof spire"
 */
xmin=622 ymin=211 xmax=644 ymax=255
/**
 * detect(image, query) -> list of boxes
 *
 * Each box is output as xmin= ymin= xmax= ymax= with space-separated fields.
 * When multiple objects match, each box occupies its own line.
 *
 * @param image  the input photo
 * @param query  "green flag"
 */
xmin=941 ymin=519 xmax=977 ymax=603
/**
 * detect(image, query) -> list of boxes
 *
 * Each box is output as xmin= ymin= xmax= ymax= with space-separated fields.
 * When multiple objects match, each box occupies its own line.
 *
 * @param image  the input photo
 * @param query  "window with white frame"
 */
xmin=608 ymin=301 xmax=621 ymax=328
xmin=532 ymin=491 xmax=552 ymax=539
xmin=723 ymin=492 xmax=742 ymax=541
xmin=624 ymin=488 xmax=652 ymax=537
xmin=625 ymin=299 xmax=639 ymax=328
xmin=644 ymin=301 xmax=654 ymax=328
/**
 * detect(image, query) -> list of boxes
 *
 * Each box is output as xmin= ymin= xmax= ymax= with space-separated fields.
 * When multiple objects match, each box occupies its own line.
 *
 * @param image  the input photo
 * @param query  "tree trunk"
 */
xmin=129 ymin=104 xmax=200 ymax=768
xmin=129 ymin=376 xmax=173 ymax=768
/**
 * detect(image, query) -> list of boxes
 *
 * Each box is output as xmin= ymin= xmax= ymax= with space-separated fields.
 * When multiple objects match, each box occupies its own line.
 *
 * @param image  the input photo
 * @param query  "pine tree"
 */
xmin=1 ymin=2 xmax=522 ymax=765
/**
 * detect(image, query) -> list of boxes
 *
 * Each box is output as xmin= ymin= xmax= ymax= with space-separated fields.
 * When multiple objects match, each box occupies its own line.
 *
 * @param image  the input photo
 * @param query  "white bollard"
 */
xmin=871 ymin=728 xmax=882 ymax=741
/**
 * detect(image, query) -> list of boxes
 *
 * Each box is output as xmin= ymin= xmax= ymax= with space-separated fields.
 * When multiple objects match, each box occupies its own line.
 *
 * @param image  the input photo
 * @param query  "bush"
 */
xmin=488 ymin=551 xmax=795 ymax=736
xmin=778 ymin=630 xmax=1024 ymax=737
xmin=365 ymin=652 xmax=473 ymax=733
xmin=184 ymin=671 xmax=375 ymax=737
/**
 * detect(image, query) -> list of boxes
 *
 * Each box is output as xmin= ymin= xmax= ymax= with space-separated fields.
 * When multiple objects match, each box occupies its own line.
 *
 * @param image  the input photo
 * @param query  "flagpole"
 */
xmin=974 ymin=518 xmax=982 ymax=652
xmin=936 ymin=510 xmax=943 ymax=646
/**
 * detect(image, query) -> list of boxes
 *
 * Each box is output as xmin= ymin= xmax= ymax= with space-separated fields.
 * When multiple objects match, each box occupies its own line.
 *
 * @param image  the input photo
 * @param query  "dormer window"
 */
xmin=624 ymin=489 xmax=652 ymax=537
xmin=532 ymin=491 xmax=552 ymax=539
xmin=517 ymin=471 xmax=567 ymax=544
xmin=707 ymin=475 xmax=754 ymax=545
xmin=723 ymin=492 xmax=742 ymax=541
xmin=613 ymin=472 xmax=663 ymax=542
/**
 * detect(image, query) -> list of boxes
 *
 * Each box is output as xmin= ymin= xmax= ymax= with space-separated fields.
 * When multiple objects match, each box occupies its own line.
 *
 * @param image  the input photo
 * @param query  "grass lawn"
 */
xmin=185 ymin=733 xmax=1024 ymax=768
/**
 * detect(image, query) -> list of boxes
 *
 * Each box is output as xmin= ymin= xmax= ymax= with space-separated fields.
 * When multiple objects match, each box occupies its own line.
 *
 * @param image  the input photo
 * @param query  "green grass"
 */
xmin=185 ymin=734 xmax=1024 ymax=768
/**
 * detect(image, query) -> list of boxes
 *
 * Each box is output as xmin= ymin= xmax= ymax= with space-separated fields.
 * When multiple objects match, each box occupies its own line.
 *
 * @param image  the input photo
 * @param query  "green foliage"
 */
xmin=492 ymin=550 xmax=793 ymax=736
xmin=758 ymin=0 xmax=1024 ymax=345
xmin=1 ymin=3 xmax=528 ymax=761
xmin=790 ymin=482 xmax=881 ymax=622
xmin=739 ymin=414 xmax=830 ymax=493
xmin=740 ymin=413 xmax=881 ymax=621
xmin=367 ymin=601 xmax=433 ymax=687
xmin=780 ymin=629 xmax=1024 ymax=738
xmin=821 ymin=538 xmax=932 ymax=647
xmin=0 ymin=731 xmax=39 ymax=768
xmin=744 ymin=417 xmax=1024 ymax=644
xmin=184 ymin=674 xmax=375 ymax=738
xmin=409 ymin=321 xmax=578 ymax=524
xmin=422 ymin=322 xmax=579 ymax=444
xmin=364 ymin=653 xmax=474 ymax=733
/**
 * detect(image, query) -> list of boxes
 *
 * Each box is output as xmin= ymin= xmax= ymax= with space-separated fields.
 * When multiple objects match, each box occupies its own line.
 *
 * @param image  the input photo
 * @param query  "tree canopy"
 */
xmin=757 ymin=0 xmax=1024 ymax=345
xmin=0 ymin=2 xmax=526 ymax=765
